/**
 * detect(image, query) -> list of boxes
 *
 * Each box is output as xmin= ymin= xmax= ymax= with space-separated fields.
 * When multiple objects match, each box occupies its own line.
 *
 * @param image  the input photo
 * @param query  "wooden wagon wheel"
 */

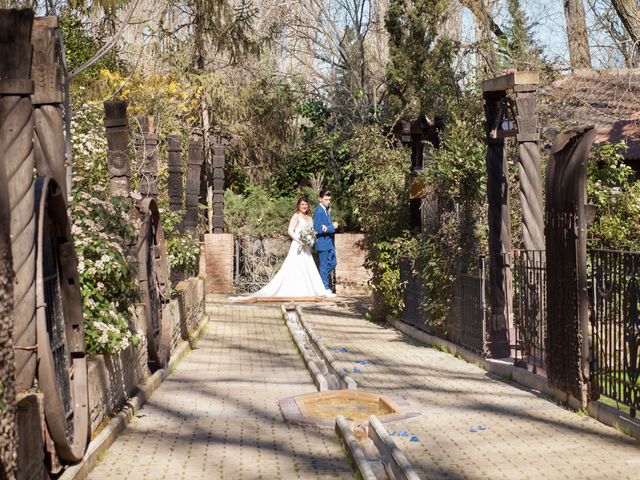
xmin=34 ymin=177 xmax=88 ymax=462
xmin=135 ymin=198 xmax=171 ymax=368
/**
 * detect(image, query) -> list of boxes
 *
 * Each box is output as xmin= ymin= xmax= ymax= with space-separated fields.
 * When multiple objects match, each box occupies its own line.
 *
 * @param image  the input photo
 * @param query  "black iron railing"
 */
xmin=512 ymin=250 xmax=547 ymax=375
xmin=454 ymin=257 xmax=488 ymax=355
xmin=398 ymin=256 xmax=427 ymax=332
xmin=590 ymin=249 xmax=640 ymax=418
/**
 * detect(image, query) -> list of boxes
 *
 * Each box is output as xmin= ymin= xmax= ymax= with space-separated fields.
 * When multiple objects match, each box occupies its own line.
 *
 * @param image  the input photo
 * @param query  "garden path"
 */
xmin=303 ymin=304 xmax=640 ymax=479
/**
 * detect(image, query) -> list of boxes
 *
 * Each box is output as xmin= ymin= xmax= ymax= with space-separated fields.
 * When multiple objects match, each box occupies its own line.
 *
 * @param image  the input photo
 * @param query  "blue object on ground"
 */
xmin=469 ymin=428 xmax=477 ymax=433
xmin=410 ymin=436 xmax=419 ymax=442
xmin=354 ymin=367 xmax=361 ymax=373
xmin=399 ymin=431 xmax=409 ymax=437
xmin=388 ymin=431 xmax=396 ymax=436
xmin=478 ymin=425 xmax=487 ymax=431
xmin=333 ymin=348 xmax=339 ymax=352
xmin=341 ymin=347 xmax=348 ymax=352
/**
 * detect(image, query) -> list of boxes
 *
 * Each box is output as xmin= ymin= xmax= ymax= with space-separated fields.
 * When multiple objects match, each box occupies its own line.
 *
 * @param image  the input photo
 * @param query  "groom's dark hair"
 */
xmin=319 ymin=189 xmax=331 ymax=198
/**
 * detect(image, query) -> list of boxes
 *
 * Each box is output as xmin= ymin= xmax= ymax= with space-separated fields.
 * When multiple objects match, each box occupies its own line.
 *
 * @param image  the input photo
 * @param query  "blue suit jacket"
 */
xmin=314 ymin=205 xmax=335 ymax=252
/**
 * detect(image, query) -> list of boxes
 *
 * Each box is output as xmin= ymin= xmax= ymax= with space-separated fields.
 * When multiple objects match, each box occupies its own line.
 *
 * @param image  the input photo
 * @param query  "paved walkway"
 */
xmin=303 ymin=305 xmax=640 ymax=479
xmin=88 ymin=305 xmax=352 ymax=479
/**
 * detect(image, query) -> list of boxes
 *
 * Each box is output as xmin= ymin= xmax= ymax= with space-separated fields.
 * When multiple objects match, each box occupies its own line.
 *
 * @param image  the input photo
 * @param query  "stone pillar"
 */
xmin=0 ymin=8 xmax=37 ymax=394
xmin=167 ymin=135 xmax=183 ymax=215
xmin=210 ymin=134 xmax=228 ymax=233
xmin=204 ymin=233 xmax=234 ymax=294
xmin=515 ymin=85 xmax=544 ymax=251
xmin=135 ymin=116 xmax=159 ymax=199
xmin=483 ymin=90 xmax=512 ymax=359
xmin=31 ymin=16 xmax=67 ymax=200
xmin=184 ymin=139 xmax=203 ymax=235
xmin=103 ymin=100 xmax=131 ymax=198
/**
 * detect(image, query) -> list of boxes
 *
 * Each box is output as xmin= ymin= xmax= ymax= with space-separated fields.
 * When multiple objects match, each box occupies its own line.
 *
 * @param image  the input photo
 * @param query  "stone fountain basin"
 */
xmin=279 ymin=390 xmax=420 ymax=428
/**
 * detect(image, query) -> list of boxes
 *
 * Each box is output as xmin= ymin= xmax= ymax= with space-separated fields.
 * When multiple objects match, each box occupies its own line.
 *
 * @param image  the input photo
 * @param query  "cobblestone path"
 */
xmin=304 ymin=305 xmax=639 ymax=480
xmin=88 ymin=305 xmax=352 ymax=480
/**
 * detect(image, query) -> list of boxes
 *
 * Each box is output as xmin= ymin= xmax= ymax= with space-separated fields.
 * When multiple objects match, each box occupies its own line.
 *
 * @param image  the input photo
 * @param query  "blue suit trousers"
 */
xmin=318 ymin=249 xmax=337 ymax=290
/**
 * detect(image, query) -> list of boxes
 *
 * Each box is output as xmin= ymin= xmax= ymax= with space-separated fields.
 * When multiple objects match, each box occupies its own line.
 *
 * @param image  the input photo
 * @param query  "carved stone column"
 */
xmin=0 ymin=9 xmax=37 ymax=394
xmin=210 ymin=134 xmax=228 ymax=233
xmin=184 ymin=139 xmax=203 ymax=235
xmin=31 ymin=16 xmax=66 ymax=200
xmin=103 ymin=100 xmax=131 ymax=197
xmin=135 ymin=116 xmax=159 ymax=199
xmin=515 ymin=85 xmax=544 ymax=251
xmin=167 ymin=135 xmax=183 ymax=215
xmin=483 ymin=90 xmax=512 ymax=359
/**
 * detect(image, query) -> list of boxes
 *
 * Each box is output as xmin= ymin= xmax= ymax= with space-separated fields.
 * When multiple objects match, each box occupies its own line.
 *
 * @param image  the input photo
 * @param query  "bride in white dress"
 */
xmin=233 ymin=196 xmax=329 ymax=300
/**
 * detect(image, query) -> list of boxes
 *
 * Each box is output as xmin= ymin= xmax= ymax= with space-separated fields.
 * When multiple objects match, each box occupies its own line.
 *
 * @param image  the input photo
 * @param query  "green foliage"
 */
xmin=163 ymin=210 xmax=201 ymax=276
xmin=223 ymin=186 xmax=318 ymax=238
xmin=588 ymin=142 xmax=640 ymax=251
xmin=385 ymin=0 xmax=460 ymax=119
xmin=346 ymin=126 xmax=412 ymax=316
xmin=416 ymin=115 xmax=488 ymax=331
xmin=60 ymin=11 xmax=122 ymax=85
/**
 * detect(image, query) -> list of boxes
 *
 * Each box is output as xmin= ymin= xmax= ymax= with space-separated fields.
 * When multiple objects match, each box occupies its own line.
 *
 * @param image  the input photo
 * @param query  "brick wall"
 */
xmin=204 ymin=233 xmax=234 ymax=294
xmin=335 ymin=233 xmax=371 ymax=297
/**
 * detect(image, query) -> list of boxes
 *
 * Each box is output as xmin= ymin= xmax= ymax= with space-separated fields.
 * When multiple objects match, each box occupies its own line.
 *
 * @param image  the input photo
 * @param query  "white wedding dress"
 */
xmin=232 ymin=213 xmax=327 ymax=299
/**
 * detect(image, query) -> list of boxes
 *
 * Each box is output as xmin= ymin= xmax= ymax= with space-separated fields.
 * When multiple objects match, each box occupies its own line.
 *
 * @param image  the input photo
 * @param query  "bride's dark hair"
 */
xmin=296 ymin=195 xmax=312 ymax=216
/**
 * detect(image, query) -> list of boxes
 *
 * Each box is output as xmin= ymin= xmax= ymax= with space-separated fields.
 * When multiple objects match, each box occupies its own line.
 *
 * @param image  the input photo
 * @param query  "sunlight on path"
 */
xmin=88 ymin=305 xmax=351 ymax=480
xmin=304 ymin=305 xmax=640 ymax=480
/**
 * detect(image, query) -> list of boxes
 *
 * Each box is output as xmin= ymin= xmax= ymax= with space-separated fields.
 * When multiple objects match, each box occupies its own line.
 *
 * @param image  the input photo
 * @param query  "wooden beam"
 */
xmin=481 ymin=71 xmax=539 ymax=92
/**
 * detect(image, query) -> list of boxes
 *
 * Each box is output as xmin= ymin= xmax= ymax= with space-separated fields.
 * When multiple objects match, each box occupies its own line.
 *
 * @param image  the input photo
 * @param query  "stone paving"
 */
xmin=88 ymin=305 xmax=352 ymax=480
xmin=303 ymin=305 xmax=640 ymax=479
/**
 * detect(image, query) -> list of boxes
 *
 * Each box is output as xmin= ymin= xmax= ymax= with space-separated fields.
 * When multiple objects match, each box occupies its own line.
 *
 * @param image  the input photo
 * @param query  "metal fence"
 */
xmin=398 ymin=257 xmax=428 ymax=331
xmin=589 ymin=249 xmax=640 ymax=418
xmin=234 ymin=237 xmax=289 ymax=293
xmin=454 ymin=258 xmax=488 ymax=355
xmin=512 ymin=250 xmax=547 ymax=375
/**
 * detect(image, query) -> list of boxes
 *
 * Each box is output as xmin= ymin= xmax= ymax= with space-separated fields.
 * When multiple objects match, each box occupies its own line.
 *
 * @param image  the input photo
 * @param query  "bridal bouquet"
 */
xmin=298 ymin=226 xmax=317 ymax=248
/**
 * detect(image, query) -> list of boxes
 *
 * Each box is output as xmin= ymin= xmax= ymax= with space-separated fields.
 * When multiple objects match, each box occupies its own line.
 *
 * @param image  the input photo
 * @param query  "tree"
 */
xmin=610 ymin=0 xmax=640 ymax=52
xmin=563 ymin=0 xmax=592 ymax=69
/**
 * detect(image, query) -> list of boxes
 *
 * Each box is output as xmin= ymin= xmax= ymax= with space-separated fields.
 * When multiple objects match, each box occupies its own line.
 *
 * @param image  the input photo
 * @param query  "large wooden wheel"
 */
xmin=135 ymin=198 xmax=171 ymax=368
xmin=34 ymin=177 xmax=88 ymax=462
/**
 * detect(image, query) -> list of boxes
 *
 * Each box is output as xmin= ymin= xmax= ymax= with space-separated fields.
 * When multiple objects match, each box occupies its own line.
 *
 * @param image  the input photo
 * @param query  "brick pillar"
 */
xmin=334 ymin=233 xmax=371 ymax=297
xmin=204 ymin=233 xmax=234 ymax=294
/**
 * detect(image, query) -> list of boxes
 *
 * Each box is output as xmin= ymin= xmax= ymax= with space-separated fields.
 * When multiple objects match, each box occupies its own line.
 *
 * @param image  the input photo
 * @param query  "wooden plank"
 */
xmin=481 ymin=71 xmax=539 ymax=92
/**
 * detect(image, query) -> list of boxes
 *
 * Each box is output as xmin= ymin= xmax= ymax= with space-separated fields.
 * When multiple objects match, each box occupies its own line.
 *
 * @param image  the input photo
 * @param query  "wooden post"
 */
xmin=210 ymin=134 xmax=228 ymax=233
xmin=167 ymin=134 xmax=184 ymax=215
xmin=514 ymin=85 xmax=544 ymax=251
xmin=103 ymin=101 xmax=131 ymax=198
xmin=184 ymin=139 xmax=203 ymax=235
xmin=0 ymin=8 xmax=37 ymax=393
xmin=135 ymin=116 xmax=159 ymax=199
xmin=31 ymin=16 xmax=66 ymax=200
xmin=0 ymin=86 xmax=16 ymax=480
xmin=483 ymin=89 xmax=512 ymax=358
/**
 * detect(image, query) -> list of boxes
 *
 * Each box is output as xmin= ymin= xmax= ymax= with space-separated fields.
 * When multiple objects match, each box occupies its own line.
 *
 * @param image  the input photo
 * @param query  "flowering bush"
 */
xmin=71 ymin=105 xmax=140 ymax=354
xmin=162 ymin=210 xmax=201 ymax=276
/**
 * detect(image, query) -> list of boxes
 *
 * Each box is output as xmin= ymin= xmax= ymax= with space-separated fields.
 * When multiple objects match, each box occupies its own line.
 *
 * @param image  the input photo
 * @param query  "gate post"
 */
xmin=545 ymin=126 xmax=595 ymax=406
xmin=103 ymin=100 xmax=131 ymax=198
xmin=135 ymin=115 xmax=159 ymax=200
xmin=482 ymin=88 xmax=513 ymax=358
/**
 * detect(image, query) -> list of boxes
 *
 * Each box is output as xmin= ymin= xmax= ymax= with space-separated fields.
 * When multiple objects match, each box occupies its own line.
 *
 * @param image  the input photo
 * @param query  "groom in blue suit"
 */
xmin=314 ymin=189 xmax=337 ymax=298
